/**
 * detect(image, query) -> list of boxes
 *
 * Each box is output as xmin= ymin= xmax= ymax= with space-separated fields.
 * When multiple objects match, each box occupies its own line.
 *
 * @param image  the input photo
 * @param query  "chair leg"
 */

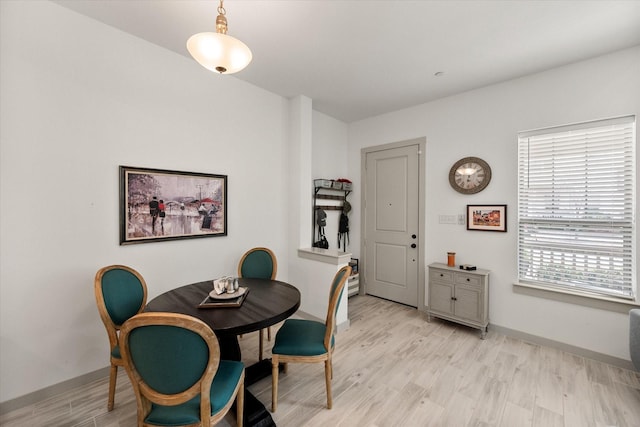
xmin=324 ymin=359 xmax=332 ymax=409
xmin=259 ymin=329 xmax=264 ymax=361
xmin=236 ymin=379 xmax=244 ymax=427
xmin=108 ymin=363 xmax=118 ymax=411
xmin=271 ymin=356 xmax=279 ymax=412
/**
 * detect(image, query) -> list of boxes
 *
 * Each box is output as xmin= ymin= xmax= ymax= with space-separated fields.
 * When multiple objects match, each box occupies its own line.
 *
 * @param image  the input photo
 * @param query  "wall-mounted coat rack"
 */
xmin=314 ymin=192 xmax=349 ymax=210
xmin=312 ymin=179 xmax=352 ymax=246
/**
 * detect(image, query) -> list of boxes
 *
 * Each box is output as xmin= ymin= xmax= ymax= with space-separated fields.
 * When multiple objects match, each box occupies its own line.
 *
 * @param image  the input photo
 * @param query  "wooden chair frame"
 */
xmin=120 ymin=312 xmax=244 ymax=427
xmin=237 ymin=247 xmax=278 ymax=360
xmin=271 ymin=265 xmax=351 ymax=412
xmin=94 ymin=264 xmax=148 ymax=411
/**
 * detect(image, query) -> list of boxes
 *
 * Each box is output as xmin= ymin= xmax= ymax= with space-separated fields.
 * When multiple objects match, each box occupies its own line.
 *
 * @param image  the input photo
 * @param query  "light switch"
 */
xmin=439 ymin=215 xmax=457 ymax=224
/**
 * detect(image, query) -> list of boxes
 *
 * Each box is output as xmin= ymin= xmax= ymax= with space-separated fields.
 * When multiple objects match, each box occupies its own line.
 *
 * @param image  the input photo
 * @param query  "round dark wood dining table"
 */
xmin=145 ymin=277 xmax=301 ymax=427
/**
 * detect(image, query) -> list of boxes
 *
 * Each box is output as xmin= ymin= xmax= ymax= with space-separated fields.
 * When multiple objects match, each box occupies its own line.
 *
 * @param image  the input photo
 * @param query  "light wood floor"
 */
xmin=2 ymin=295 xmax=639 ymax=427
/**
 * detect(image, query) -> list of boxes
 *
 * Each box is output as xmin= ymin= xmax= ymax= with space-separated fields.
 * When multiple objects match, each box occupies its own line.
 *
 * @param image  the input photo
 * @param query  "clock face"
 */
xmin=449 ymin=157 xmax=491 ymax=194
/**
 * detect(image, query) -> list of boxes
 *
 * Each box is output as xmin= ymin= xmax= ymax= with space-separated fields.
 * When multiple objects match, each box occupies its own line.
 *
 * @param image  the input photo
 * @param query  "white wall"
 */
xmin=347 ymin=46 xmax=640 ymax=362
xmin=312 ymin=111 xmax=350 ymax=250
xmin=312 ymin=110 xmax=349 ymax=179
xmin=0 ymin=1 xmax=293 ymax=403
xmin=289 ymin=110 xmax=350 ymax=325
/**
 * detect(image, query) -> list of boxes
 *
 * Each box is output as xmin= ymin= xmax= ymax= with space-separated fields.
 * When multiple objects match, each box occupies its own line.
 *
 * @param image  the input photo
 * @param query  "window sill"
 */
xmin=513 ymin=282 xmax=640 ymax=314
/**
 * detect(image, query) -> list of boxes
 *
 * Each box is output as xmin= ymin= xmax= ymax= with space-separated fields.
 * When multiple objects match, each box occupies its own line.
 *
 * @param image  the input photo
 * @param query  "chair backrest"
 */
xmin=237 ymin=247 xmax=277 ymax=280
xmin=120 ymin=312 xmax=220 ymax=424
xmin=94 ymin=265 xmax=148 ymax=351
xmin=323 ymin=265 xmax=352 ymax=351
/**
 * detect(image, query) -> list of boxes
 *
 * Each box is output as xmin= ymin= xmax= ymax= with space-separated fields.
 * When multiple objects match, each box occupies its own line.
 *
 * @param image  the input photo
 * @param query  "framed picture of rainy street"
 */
xmin=119 ymin=166 xmax=227 ymax=245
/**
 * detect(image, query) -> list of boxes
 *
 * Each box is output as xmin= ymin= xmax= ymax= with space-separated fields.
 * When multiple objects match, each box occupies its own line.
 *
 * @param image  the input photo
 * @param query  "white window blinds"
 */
xmin=517 ymin=115 xmax=636 ymax=300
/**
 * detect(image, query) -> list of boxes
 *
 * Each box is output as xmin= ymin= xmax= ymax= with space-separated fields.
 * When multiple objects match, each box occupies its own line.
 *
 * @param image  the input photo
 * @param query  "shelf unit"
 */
xmin=347 ymin=273 xmax=360 ymax=297
xmin=314 ymin=188 xmax=351 ymax=211
xmin=347 ymin=258 xmax=359 ymax=297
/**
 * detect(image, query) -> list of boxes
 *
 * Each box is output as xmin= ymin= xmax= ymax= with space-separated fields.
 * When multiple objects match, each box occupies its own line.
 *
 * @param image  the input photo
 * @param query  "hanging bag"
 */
xmin=338 ymin=212 xmax=349 ymax=249
xmin=313 ymin=208 xmax=329 ymax=249
xmin=337 ymin=201 xmax=350 ymax=249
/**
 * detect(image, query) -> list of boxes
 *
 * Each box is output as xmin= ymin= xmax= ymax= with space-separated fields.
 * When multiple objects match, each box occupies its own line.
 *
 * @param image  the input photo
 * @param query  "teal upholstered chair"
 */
xmin=94 ymin=265 xmax=148 ymax=411
xmin=238 ymin=247 xmax=277 ymax=360
xmin=120 ymin=312 xmax=245 ymax=427
xmin=271 ymin=265 xmax=351 ymax=412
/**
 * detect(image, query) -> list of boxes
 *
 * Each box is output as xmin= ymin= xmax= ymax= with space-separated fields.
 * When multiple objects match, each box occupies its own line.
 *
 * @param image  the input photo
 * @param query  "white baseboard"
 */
xmin=0 ymin=366 xmax=110 ymax=415
xmin=489 ymin=323 xmax=635 ymax=371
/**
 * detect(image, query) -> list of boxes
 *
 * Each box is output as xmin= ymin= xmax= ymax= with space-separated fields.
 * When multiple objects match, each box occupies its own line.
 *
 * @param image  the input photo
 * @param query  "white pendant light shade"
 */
xmin=187 ymin=0 xmax=252 ymax=74
xmin=187 ymin=32 xmax=252 ymax=74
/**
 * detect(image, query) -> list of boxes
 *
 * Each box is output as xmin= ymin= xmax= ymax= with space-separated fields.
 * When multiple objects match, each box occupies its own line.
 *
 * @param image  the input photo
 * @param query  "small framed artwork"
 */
xmin=467 ymin=204 xmax=507 ymax=232
xmin=120 ymin=166 xmax=227 ymax=245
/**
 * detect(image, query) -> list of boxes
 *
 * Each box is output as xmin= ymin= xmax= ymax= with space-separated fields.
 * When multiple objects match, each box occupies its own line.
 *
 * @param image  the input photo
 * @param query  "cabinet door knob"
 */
xmin=411 ymin=243 xmax=417 ymax=249
xmin=412 ymin=234 xmax=417 ymax=239
xmin=467 ymin=278 xmax=470 ymax=281
xmin=440 ymin=273 xmax=444 ymax=277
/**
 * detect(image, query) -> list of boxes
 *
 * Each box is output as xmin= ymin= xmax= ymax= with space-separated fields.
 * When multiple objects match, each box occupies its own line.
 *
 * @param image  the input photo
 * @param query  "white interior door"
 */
xmin=364 ymin=143 xmax=421 ymax=307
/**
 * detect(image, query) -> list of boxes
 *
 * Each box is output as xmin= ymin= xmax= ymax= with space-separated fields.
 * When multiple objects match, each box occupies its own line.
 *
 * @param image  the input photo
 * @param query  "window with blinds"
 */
xmin=517 ymin=115 xmax=636 ymax=300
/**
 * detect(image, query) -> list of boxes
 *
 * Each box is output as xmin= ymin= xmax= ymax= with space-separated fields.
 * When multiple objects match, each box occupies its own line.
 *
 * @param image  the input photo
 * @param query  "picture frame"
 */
xmin=120 ymin=166 xmax=227 ymax=245
xmin=467 ymin=204 xmax=507 ymax=232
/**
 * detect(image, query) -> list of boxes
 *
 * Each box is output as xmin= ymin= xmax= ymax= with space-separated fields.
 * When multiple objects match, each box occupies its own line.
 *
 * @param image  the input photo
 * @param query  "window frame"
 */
xmin=516 ymin=115 xmax=637 ymax=306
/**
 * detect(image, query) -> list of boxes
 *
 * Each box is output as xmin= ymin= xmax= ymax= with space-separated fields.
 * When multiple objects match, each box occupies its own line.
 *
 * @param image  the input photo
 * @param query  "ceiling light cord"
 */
xmin=216 ymin=2 xmax=227 ymax=35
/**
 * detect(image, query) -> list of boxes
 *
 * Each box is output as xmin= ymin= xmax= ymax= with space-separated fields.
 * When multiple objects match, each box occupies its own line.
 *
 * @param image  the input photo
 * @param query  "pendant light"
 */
xmin=187 ymin=0 xmax=252 ymax=74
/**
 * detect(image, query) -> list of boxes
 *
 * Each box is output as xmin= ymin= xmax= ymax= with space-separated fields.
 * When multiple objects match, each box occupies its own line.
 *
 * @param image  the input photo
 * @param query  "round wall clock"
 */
xmin=448 ymin=156 xmax=492 ymax=194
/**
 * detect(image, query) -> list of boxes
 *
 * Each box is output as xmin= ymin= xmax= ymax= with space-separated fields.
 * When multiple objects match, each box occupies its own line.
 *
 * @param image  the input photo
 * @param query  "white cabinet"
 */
xmin=427 ymin=263 xmax=490 ymax=339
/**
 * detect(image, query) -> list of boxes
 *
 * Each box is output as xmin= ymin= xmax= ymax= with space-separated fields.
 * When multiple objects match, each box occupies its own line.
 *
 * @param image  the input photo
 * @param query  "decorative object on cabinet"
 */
xmin=447 ymin=252 xmax=456 ymax=267
xmin=427 ymin=263 xmax=490 ymax=339
xmin=449 ymin=157 xmax=491 ymax=194
xmin=467 ymin=204 xmax=507 ymax=232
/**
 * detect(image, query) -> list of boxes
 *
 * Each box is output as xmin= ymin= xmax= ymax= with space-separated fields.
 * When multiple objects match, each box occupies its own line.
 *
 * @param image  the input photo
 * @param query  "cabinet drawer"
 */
xmin=430 ymin=269 xmax=454 ymax=283
xmin=455 ymin=273 xmax=481 ymax=287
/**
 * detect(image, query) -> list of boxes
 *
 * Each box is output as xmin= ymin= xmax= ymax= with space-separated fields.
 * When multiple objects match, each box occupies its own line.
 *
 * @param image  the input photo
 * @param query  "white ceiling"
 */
xmin=53 ymin=0 xmax=640 ymax=123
